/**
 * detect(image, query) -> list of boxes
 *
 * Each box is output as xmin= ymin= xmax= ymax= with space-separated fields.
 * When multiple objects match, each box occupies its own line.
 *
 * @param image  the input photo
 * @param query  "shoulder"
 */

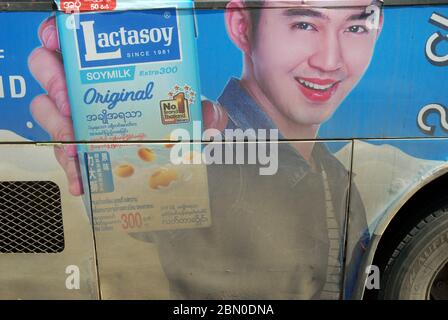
xmin=315 ymin=142 xmax=350 ymax=180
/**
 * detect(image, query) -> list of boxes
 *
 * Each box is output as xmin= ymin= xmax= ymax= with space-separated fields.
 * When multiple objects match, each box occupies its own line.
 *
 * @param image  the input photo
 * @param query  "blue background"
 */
xmin=0 ymin=6 xmax=448 ymax=160
xmin=0 ymin=12 xmax=52 ymax=141
xmin=194 ymin=5 xmax=448 ymax=159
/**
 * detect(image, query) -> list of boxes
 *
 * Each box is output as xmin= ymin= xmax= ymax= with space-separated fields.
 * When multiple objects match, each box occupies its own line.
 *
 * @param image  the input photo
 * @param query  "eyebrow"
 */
xmin=347 ymin=9 xmax=375 ymax=21
xmin=282 ymin=8 xmax=329 ymax=20
xmin=282 ymin=7 xmax=377 ymax=21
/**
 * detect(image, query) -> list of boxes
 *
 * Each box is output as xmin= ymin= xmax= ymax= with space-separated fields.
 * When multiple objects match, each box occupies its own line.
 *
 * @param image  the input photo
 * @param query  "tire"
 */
xmin=378 ymin=203 xmax=448 ymax=300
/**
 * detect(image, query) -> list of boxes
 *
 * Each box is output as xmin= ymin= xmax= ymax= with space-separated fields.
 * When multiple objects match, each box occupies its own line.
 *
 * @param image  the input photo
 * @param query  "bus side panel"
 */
xmin=345 ymin=138 xmax=448 ymax=299
xmin=2 ymin=7 xmax=448 ymax=143
xmin=195 ymin=5 xmax=448 ymax=140
xmin=0 ymin=144 xmax=99 ymax=299
xmin=90 ymin=141 xmax=352 ymax=299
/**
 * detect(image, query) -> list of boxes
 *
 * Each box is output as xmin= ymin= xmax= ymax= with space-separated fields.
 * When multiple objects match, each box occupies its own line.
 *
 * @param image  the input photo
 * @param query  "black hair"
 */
xmin=241 ymin=0 xmax=383 ymax=31
xmin=242 ymin=0 xmax=264 ymax=28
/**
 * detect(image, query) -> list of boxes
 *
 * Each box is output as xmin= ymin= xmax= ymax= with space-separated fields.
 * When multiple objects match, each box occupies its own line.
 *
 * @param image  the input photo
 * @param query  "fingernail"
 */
xmin=42 ymin=25 xmax=56 ymax=48
xmin=70 ymin=180 xmax=84 ymax=196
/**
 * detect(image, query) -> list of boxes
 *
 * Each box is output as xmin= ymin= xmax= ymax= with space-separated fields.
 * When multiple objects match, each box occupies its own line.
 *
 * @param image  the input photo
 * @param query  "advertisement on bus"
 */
xmin=0 ymin=0 xmax=447 ymax=300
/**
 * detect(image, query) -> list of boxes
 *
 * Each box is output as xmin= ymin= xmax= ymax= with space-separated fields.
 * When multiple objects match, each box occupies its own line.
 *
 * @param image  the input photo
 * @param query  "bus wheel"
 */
xmin=378 ymin=204 xmax=448 ymax=300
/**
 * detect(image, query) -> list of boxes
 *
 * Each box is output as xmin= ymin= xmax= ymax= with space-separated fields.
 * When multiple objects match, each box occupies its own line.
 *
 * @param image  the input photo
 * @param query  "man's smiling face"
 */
xmin=247 ymin=0 xmax=382 ymax=127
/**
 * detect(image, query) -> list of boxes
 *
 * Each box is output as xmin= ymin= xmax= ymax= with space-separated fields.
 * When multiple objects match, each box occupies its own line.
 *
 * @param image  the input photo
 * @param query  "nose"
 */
xmin=308 ymin=31 xmax=344 ymax=73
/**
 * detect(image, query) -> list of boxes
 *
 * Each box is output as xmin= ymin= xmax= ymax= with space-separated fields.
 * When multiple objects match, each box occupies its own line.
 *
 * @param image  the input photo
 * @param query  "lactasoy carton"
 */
xmin=55 ymin=0 xmax=211 ymax=233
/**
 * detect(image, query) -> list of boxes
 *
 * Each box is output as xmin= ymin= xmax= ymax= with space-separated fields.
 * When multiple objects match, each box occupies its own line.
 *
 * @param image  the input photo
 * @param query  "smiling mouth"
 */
xmin=295 ymin=77 xmax=341 ymax=103
xmin=296 ymin=77 xmax=339 ymax=91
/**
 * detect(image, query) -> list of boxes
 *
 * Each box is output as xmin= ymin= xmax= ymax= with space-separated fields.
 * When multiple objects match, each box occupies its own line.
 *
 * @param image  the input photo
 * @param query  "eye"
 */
xmin=345 ymin=25 xmax=368 ymax=34
xmin=293 ymin=22 xmax=317 ymax=31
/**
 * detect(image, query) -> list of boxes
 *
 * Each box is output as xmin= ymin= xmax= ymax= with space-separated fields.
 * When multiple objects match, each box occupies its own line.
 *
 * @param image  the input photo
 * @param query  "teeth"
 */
xmin=298 ymin=79 xmax=335 ymax=91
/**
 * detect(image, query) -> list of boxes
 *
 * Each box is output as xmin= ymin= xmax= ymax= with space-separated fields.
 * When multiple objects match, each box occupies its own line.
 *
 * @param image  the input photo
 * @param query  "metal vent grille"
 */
xmin=0 ymin=181 xmax=64 ymax=253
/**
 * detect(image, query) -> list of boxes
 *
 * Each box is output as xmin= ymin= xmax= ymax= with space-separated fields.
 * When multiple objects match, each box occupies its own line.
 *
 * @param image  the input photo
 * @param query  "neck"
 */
xmin=240 ymin=66 xmax=319 ymax=164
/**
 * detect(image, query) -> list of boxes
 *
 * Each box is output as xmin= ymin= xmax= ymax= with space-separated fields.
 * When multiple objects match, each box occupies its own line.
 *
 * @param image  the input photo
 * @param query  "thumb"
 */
xmin=201 ymin=100 xmax=228 ymax=133
xmin=54 ymin=146 xmax=84 ymax=196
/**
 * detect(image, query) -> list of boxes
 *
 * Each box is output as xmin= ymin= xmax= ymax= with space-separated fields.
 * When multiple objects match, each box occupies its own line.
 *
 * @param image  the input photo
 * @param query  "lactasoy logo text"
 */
xmin=76 ymin=8 xmax=181 ymax=68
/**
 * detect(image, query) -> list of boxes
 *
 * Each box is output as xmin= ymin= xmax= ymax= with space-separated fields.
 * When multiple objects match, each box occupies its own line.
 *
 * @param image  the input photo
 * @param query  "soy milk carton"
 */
xmin=55 ymin=0 xmax=211 ymax=233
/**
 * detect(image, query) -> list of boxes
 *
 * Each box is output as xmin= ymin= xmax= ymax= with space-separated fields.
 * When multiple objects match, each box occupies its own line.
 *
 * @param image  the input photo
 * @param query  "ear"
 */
xmin=376 ymin=14 xmax=384 ymax=38
xmin=225 ymin=0 xmax=252 ymax=54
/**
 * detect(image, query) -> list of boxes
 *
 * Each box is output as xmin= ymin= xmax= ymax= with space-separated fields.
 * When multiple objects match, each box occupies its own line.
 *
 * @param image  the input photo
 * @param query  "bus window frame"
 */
xmin=1 ymin=0 xmax=448 ymax=12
